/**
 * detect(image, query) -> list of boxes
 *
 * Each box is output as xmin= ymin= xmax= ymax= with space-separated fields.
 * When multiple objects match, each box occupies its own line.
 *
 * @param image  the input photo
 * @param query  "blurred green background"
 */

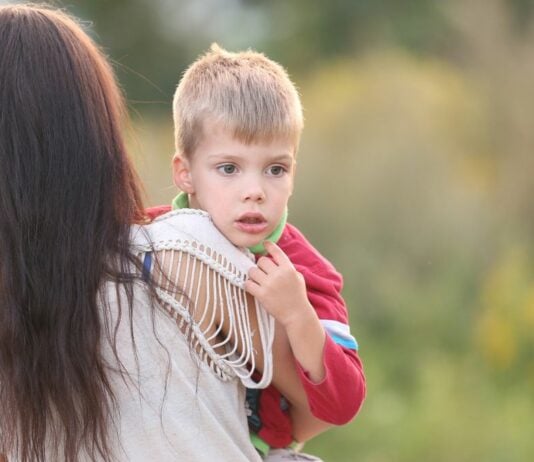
xmin=7 ymin=0 xmax=534 ymax=460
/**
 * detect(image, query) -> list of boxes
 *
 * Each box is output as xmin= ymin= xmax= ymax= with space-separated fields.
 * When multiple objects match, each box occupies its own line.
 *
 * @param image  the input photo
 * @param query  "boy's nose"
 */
xmin=243 ymin=187 xmax=265 ymax=202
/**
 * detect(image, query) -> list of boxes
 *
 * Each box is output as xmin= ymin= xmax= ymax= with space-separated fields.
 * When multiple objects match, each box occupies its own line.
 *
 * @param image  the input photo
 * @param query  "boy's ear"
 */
xmin=172 ymin=153 xmax=195 ymax=193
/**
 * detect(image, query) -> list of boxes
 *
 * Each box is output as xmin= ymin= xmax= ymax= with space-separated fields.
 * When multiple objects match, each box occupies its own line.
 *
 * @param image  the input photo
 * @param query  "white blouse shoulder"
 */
xmin=130 ymin=209 xmax=274 ymax=388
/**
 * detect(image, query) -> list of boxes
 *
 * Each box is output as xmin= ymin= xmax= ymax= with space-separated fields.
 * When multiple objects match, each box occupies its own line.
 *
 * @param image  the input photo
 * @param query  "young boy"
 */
xmin=147 ymin=44 xmax=365 ymax=460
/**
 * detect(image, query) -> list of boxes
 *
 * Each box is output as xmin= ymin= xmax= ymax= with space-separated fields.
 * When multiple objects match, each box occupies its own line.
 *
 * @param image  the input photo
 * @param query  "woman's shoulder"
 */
xmin=130 ymin=208 xmax=255 ymax=283
xmin=132 ymin=208 xmax=212 ymax=246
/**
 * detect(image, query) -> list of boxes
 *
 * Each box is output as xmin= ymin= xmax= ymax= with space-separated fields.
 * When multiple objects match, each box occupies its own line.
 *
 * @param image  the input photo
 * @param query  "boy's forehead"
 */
xmin=199 ymin=118 xmax=298 ymax=153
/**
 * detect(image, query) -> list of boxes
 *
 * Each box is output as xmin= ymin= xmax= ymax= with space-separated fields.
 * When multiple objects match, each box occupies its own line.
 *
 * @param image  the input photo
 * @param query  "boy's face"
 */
xmin=173 ymin=120 xmax=296 ymax=248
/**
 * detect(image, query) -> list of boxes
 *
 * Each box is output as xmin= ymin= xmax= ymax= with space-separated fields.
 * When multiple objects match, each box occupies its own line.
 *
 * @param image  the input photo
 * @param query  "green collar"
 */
xmin=171 ymin=192 xmax=286 ymax=255
xmin=171 ymin=191 xmax=190 ymax=210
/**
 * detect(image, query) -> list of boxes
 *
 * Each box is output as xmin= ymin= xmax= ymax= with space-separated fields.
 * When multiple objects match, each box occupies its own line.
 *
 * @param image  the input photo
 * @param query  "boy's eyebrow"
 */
xmin=207 ymin=153 xmax=295 ymax=163
xmin=267 ymin=153 xmax=294 ymax=163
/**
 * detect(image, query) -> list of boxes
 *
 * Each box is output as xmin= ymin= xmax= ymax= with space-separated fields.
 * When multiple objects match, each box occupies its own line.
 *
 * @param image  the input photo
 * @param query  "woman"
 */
xmin=0 ymin=4 xmax=280 ymax=461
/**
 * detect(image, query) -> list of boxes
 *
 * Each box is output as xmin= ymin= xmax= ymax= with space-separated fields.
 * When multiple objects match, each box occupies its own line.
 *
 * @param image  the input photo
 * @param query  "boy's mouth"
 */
xmin=235 ymin=213 xmax=268 ymax=234
xmin=239 ymin=217 xmax=264 ymax=224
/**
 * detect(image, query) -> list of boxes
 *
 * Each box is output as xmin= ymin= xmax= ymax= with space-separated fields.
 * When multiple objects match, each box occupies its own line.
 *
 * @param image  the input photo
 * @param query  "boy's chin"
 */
xmin=233 ymin=239 xmax=262 ymax=249
xmin=228 ymin=234 xmax=265 ymax=249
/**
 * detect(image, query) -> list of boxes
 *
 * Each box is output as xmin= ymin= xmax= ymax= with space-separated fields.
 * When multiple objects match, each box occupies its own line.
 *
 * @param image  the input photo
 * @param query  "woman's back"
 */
xmin=100 ymin=298 xmax=259 ymax=461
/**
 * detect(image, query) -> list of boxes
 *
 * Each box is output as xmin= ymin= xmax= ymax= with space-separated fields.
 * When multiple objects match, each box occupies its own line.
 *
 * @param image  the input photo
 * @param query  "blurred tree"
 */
xmin=66 ymin=0 xmax=190 ymax=113
xmin=242 ymin=0 xmax=458 ymax=69
xmin=509 ymin=0 xmax=534 ymax=30
xmin=40 ymin=0 xmax=534 ymax=116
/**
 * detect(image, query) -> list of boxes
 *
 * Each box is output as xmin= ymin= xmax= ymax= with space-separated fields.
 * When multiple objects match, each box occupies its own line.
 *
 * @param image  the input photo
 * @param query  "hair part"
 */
xmin=0 ymin=4 xmax=146 ymax=461
xmin=173 ymin=43 xmax=304 ymax=157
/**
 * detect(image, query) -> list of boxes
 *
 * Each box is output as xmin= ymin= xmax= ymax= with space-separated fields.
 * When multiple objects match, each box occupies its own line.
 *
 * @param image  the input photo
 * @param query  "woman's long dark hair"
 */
xmin=0 ymin=4 xmax=146 ymax=461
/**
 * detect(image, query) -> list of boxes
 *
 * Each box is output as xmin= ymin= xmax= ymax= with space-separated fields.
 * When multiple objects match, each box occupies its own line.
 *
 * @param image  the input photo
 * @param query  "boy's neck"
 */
xmin=171 ymin=192 xmax=286 ymax=255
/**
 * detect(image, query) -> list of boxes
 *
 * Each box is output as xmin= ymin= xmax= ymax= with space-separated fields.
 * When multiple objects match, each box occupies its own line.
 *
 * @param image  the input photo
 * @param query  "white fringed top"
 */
xmin=130 ymin=208 xmax=274 ymax=388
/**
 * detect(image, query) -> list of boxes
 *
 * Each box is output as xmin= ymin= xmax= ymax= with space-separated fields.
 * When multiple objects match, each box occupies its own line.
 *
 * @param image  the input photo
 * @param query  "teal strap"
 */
xmin=171 ymin=192 xmax=287 ymax=255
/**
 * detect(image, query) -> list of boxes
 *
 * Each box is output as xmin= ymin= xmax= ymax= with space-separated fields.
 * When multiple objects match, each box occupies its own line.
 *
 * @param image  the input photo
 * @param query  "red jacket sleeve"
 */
xmin=295 ymin=336 xmax=365 ymax=424
xmin=278 ymin=224 xmax=366 ymax=425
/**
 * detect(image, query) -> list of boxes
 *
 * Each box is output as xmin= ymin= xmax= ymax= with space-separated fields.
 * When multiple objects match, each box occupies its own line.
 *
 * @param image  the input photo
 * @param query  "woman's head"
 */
xmin=0 ymin=3 xmax=144 ymax=226
xmin=0 ymin=4 xmax=144 ymax=461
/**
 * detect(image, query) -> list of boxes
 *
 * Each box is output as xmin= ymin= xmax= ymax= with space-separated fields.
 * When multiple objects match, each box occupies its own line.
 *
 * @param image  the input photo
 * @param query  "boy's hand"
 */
xmin=245 ymin=241 xmax=312 ymax=328
xmin=247 ymin=241 xmax=327 ymax=383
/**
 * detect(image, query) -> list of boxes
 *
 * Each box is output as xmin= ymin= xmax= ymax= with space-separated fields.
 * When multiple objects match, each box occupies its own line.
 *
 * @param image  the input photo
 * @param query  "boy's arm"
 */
xmin=246 ymin=239 xmax=366 ymax=426
xmin=295 ymin=335 xmax=365 ymax=425
xmin=269 ymin=322 xmax=333 ymax=442
xmin=246 ymin=241 xmax=328 ymax=382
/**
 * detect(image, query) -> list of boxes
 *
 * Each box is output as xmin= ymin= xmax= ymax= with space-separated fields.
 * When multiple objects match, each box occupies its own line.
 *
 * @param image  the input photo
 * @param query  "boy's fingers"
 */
xmin=248 ymin=266 xmax=267 ymax=284
xmin=244 ymin=279 xmax=260 ymax=297
xmin=256 ymin=256 xmax=277 ymax=274
xmin=263 ymin=241 xmax=290 ymax=265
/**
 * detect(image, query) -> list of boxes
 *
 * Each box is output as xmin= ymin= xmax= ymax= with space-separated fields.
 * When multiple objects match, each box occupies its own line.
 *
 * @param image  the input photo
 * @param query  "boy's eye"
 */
xmin=266 ymin=165 xmax=286 ymax=176
xmin=217 ymin=164 xmax=237 ymax=175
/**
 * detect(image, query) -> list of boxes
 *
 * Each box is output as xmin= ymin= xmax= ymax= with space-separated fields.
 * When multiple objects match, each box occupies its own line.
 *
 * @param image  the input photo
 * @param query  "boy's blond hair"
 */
xmin=173 ymin=43 xmax=303 ymax=157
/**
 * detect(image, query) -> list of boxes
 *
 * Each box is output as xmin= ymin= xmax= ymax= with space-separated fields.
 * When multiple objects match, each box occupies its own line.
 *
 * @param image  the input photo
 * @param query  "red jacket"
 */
xmin=254 ymin=223 xmax=365 ymax=448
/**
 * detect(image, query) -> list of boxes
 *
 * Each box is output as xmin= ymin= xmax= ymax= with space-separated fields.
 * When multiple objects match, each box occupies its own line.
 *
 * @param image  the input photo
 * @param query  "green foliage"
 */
xmin=39 ymin=0 xmax=534 ymax=115
xmin=475 ymin=246 xmax=534 ymax=376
